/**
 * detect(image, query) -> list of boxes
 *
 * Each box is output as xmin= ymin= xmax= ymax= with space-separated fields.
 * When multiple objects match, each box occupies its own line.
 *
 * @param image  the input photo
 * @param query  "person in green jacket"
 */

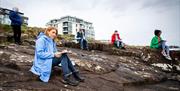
xmin=150 ymin=30 xmax=172 ymax=60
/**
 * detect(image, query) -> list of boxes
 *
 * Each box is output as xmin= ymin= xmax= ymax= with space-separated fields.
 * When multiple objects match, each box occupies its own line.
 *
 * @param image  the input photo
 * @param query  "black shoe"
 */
xmin=121 ymin=47 xmax=126 ymax=50
xmin=29 ymin=72 xmax=39 ymax=81
xmin=85 ymin=48 xmax=89 ymax=51
xmin=73 ymin=71 xmax=85 ymax=82
xmin=62 ymin=75 xmax=79 ymax=86
xmin=15 ymin=42 xmax=19 ymax=45
xmin=15 ymin=42 xmax=22 ymax=45
xmin=18 ymin=42 xmax=22 ymax=45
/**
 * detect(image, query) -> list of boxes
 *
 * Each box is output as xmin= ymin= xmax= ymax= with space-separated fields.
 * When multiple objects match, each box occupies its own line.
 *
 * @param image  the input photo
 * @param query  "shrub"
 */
xmin=1 ymin=24 xmax=12 ymax=33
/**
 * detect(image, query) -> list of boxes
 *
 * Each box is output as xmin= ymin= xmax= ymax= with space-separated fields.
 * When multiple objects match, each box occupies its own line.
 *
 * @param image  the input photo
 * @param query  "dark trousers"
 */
xmin=114 ymin=40 xmax=122 ymax=48
xmin=52 ymin=54 xmax=76 ymax=79
xmin=80 ymin=39 xmax=88 ymax=50
xmin=11 ymin=25 xmax=21 ymax=44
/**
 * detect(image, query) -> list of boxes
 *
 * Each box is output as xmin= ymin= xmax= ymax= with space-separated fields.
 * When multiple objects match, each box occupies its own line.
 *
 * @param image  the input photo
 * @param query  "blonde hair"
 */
xmin=45 ymin=27 xmax=58 ymax=35
xmin=44 ymin=27 xmax=58 ymax=40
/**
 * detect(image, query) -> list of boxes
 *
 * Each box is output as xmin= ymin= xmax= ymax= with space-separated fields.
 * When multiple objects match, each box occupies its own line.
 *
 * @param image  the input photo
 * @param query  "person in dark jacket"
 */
xmin=76 ymin=29 xmax=88 ymax=50
xmin=9 ymin=7 xmax=22 ymax=45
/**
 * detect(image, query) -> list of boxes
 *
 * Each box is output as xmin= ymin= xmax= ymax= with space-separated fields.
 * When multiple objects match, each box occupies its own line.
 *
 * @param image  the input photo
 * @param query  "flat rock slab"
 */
xmin=0 ymin=44 xmax=179 ymax=91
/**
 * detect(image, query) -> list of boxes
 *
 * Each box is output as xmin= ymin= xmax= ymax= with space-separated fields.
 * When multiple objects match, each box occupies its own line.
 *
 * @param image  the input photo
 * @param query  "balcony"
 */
xmin=63 ymin=22 xmax=68 ymax=27
xmin=63 ymin=31 xmax=68 ymax=35
xmin=63 ymin=27 xmax=68 ymax=32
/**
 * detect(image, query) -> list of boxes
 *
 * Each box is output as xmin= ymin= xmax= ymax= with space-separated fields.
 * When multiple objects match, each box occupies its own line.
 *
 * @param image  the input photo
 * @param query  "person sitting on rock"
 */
xmin=111 ymin=30 xmax=125 ymax=49
xmin=150 ymin=29 xmax=172 ymax=60
xmin=30 ymin=27 xmax=84 ymax=86
xmin=76 ymin=29 xmax=88 ymax=50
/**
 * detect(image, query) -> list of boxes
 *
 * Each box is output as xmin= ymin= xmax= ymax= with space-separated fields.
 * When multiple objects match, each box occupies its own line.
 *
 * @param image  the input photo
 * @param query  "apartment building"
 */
xmin=46 ymin=16 xmax=95 ymax=39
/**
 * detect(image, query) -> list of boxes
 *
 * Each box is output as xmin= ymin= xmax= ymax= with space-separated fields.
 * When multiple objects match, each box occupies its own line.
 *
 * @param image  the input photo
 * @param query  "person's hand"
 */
xmin=120 ymin=39 xmax=122 ymax=41
xmin=67 ymin=50 xmax=72 ymax=54
xmin=54 ymin=52 xmax=61 ymax=58
xmin=62 ymin=50 xmax=72 ymax=54
xmin=162 ymin=40 xmax=166 ymax=42
xmin=62 ymin=50 xmax=68 ymax=54
xmin=159 ymin=40 xmax=166 ymax=43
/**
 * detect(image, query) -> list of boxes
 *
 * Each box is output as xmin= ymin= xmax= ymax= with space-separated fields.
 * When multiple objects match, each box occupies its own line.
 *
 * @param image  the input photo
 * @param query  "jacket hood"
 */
xmin=37 ymin=32 xmax=53 ymax=42
xmin=37 ymin=32 xmax=45 ymax=39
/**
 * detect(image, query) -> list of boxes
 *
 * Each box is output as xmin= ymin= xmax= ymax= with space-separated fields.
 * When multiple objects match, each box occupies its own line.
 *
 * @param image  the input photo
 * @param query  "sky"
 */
xmin=1 ymin=0 xmax=180 ymax=46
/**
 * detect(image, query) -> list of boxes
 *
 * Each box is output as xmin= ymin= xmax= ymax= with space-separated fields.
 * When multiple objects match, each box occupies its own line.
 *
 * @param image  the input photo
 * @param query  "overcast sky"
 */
xmin=1 ymin=0 xmax=180 ymax=46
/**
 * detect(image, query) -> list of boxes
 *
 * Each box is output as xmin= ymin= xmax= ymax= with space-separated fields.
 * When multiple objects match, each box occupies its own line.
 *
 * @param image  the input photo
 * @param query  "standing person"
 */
xmin=9 ymin=7 xmax=23 ymax=45
xmin=76 ymin=29 xmax=88 ymax=50
xmin=150 ymin=29 xmax=172 ymax=60
xmin=111 ymin=30 xmax=125 ymax=49
xmin=30 ymin=27 xmax=84 ymax=86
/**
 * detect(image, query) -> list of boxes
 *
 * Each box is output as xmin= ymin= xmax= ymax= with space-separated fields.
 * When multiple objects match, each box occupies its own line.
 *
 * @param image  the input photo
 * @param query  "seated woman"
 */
xmin=150 ymin=29 xmax=172 ymax=60
xmin=111 ymin=30 xmax=125 ymax=49
xmin=30 ymin=27 xmax=84 ymax=86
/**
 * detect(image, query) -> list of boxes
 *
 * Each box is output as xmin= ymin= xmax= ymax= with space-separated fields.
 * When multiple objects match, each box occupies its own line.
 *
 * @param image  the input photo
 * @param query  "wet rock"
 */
xmin=0 ymin=43 xmax=180 ymax=91
xmin=70 ymin=53 xmax=119 ymax=74
xmin=170 ymin=50 xmax=180 ymax=63
xmin=176 ymin=75 xmax=180 ymax=81
xmin=23 ymin=39 xmax=35 ymax=46
xmin=151 ymin=63 xmax=172 ymax=71
xmin=0 ymin=45 xmax=34 ymax=70
xmin=168 ymin=87 xmax=179 ymax=91
xmin=0 ymin=33 xmax=7 ymax=43
xmin=151 ymin=63 xmax=180 ymax=73
xmin=60 ymin=42 xmax=112 ymax=51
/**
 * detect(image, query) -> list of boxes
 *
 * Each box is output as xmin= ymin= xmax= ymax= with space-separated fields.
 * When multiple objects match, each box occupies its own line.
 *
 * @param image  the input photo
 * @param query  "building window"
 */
xmin=63 ymin=22 xmax=68 ymax=26
xmin=63 ymin=27 xmax=68 ymax=31
xmin=63 ymin=32 xmax=68 ymax=35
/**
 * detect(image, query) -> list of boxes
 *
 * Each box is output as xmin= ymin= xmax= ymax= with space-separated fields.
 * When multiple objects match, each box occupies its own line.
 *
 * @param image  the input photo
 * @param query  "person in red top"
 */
xmin=111 ymin=30 xmax=125 ymax=49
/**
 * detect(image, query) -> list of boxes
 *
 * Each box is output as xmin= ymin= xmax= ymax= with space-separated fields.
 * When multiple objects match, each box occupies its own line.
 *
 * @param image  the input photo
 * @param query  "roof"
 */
xmin=0 ymin=7 xmax=24 ymax=15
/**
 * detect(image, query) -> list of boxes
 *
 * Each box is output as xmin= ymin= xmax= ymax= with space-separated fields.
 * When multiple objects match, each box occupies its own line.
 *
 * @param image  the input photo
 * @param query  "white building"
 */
xmin=46 ymin=16 xmax=95 ymax=40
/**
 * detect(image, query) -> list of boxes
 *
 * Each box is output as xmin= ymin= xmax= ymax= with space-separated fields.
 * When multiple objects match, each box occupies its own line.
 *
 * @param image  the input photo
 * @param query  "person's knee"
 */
xmin=165 ymin=45 xmax=169 ymax=49
xmin=62 ymin=53 xmax=68 ymax=57
xmin=162 ymin=41 xmax=166 ymax=45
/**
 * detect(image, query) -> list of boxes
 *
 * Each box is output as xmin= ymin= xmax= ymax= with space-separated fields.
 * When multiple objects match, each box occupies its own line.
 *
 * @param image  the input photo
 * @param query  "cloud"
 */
xmin=140 ymin=0 xmax=180 ymax=11
xmin=52 ymin=0 xmax=100 ymax=11
xmin=1 ymin=0 xmax=179 ymax=46
xmin=92 ymin=0 xmax=180 ymax=14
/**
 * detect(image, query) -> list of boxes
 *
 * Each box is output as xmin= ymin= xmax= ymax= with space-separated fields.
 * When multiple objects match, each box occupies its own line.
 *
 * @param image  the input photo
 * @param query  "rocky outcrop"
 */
xmin=0 ymin=33 xmax=29 ymax=44
xmin=0 ymin=43 xmax=180 ymax=91
xmin=59 ymin=42 xmax=180 ymax=73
